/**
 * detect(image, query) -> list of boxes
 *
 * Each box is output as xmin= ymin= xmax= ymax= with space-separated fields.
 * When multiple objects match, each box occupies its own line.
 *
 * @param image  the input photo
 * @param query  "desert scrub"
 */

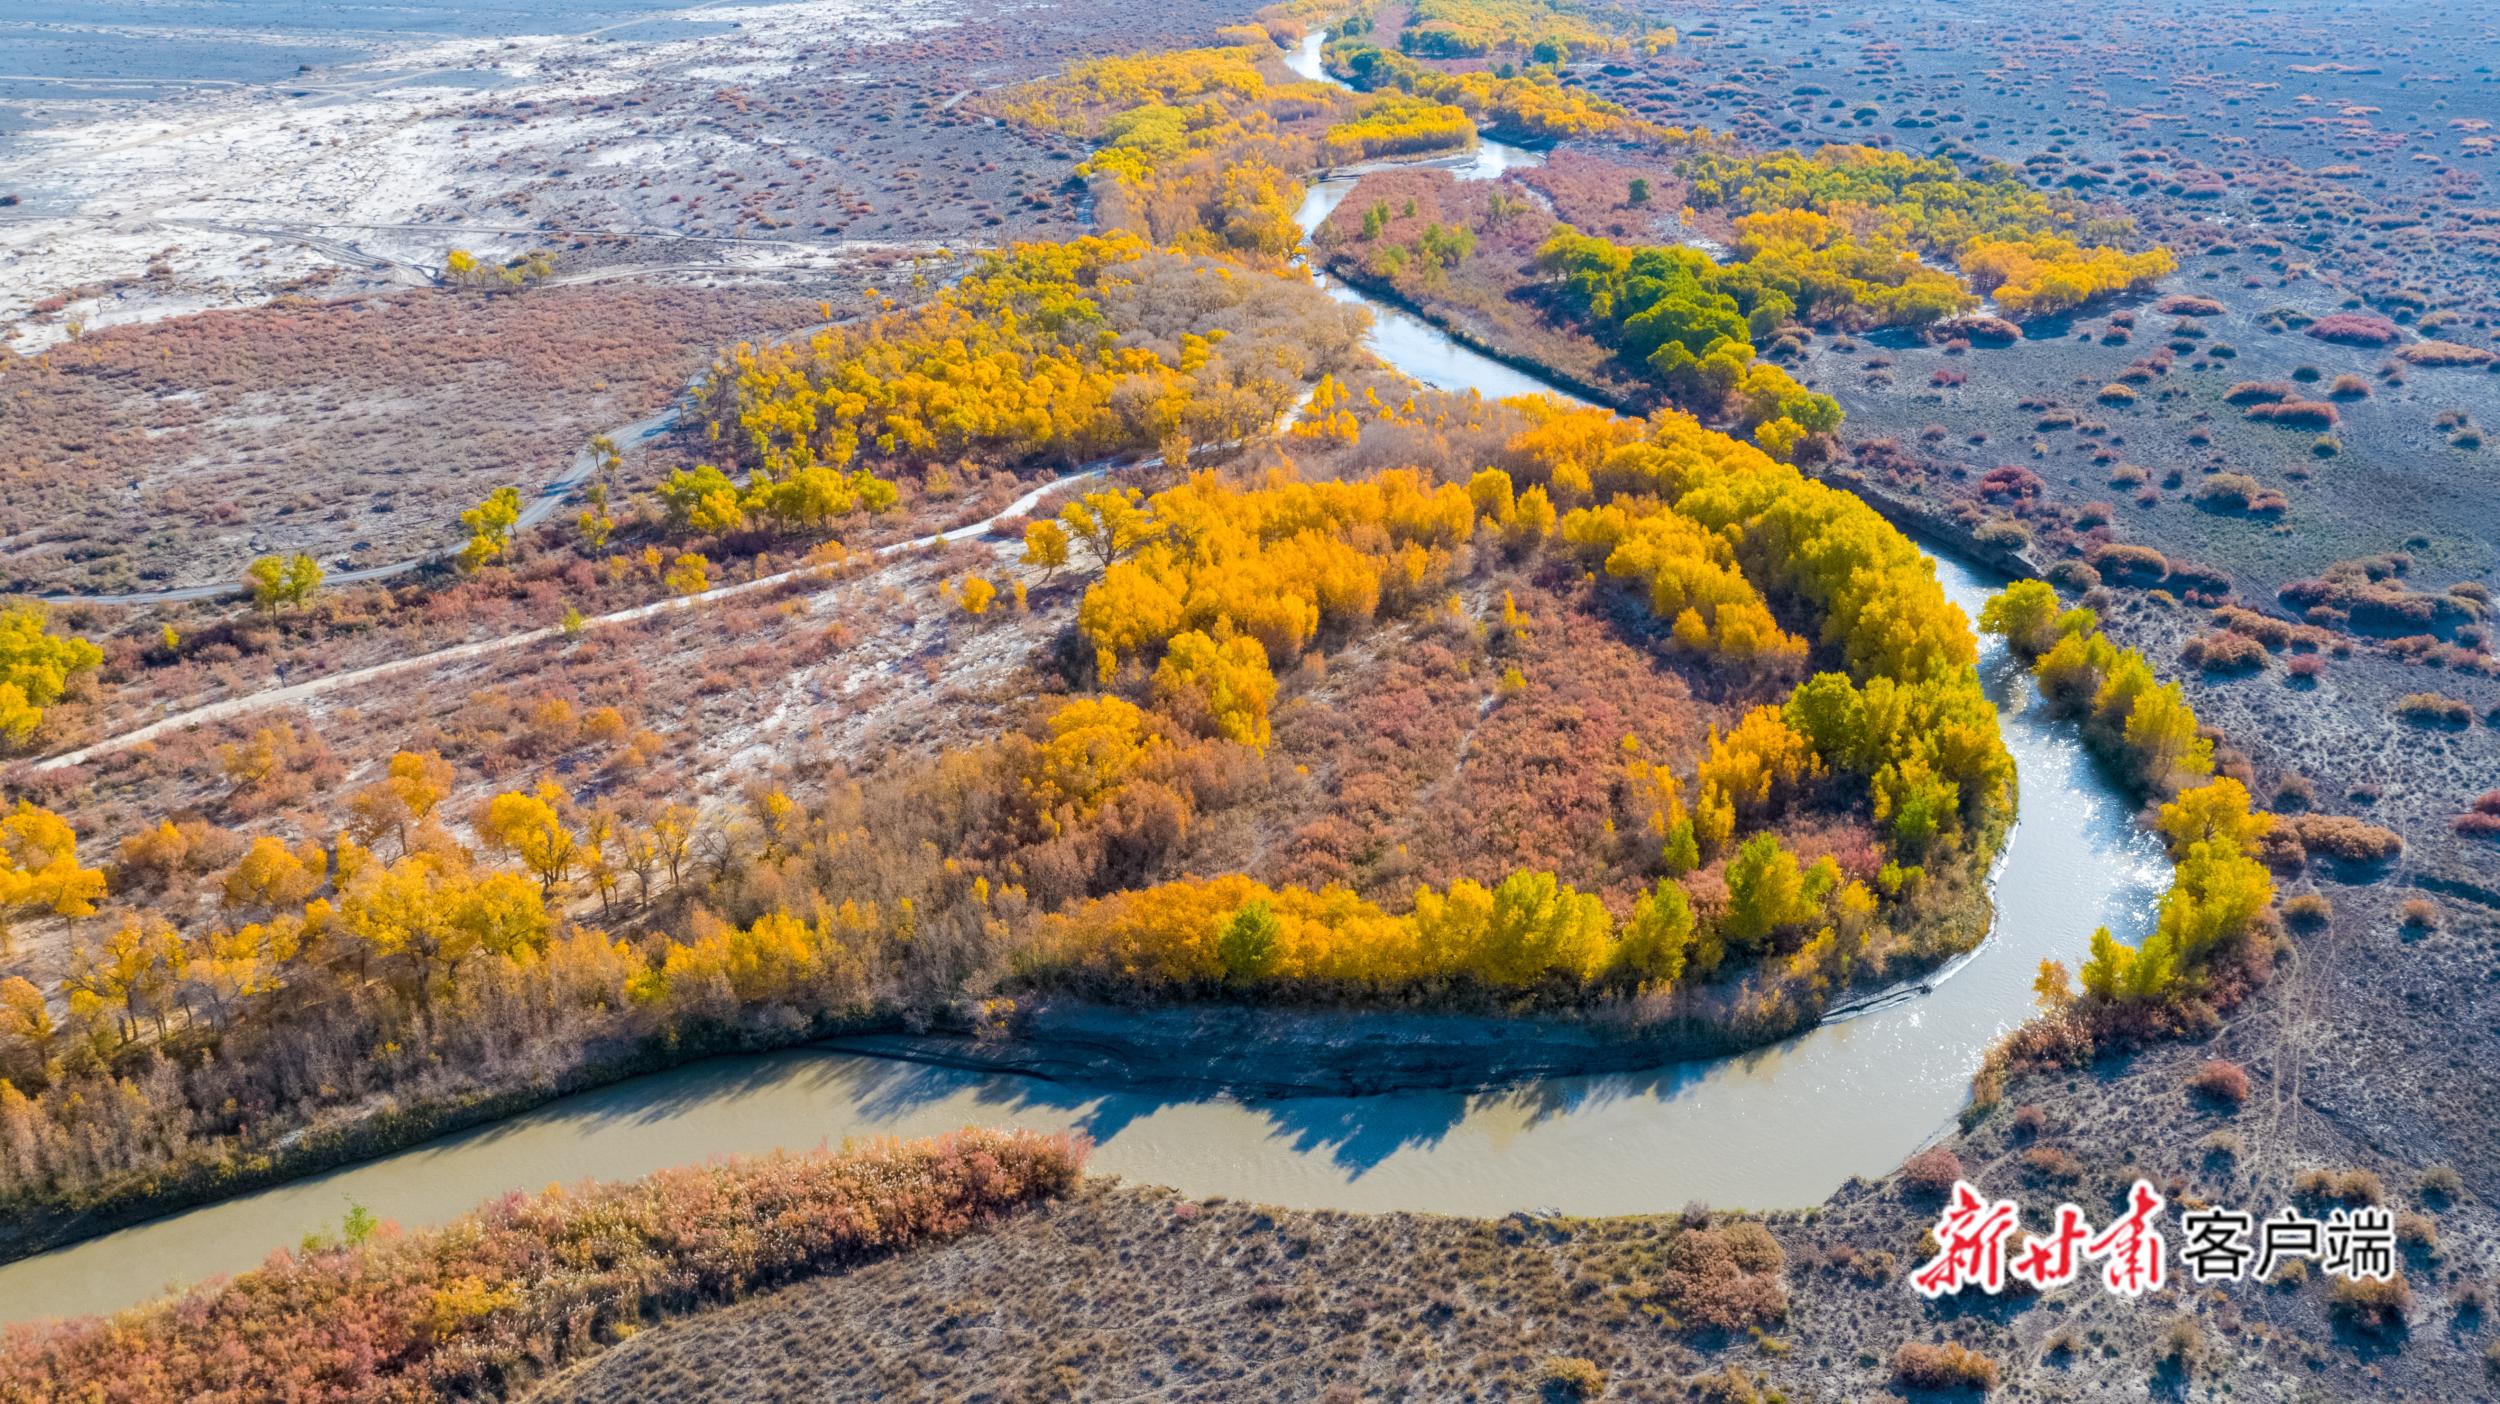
xmin=1894 ymin=1341 xmax=1999 ymax=1391
xmin=0 ymin=1130 xmax=1085 ymax=1402
xmin=2395 ymin=692 xmax=2473 ymax=728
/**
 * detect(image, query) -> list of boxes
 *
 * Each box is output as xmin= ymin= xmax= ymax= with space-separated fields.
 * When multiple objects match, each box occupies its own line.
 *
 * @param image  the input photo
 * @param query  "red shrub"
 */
xmin=1902 ymin=1147 xmax=1966 ymax=1198
xmin=2243 ymin=399 xmax=2339 ymax=428
xmin=2305 ymin=313 xmax=2403 ymax=346
xmin=2189 ymin=1060 xmax=2251 ymax=1106
xmin=0 ymin=1131 xmax=1085 ymax=1403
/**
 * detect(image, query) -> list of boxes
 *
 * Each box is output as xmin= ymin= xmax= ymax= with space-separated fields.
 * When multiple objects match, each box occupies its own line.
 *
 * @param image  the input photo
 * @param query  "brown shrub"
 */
xmin=2395 ymin=339 xmax=2496 ymax=367
xmin=2191 ymin=473 xmax=2286 ymax=515
xmin=2156 ymin=295 xmax=2227 ymax=317
xmin=1894 ymin=1342 xmax=2000 ymax=1391
xmin=2286 ymin=814 xmax=2403 ymax=865
xmin=2088 ymin=543 xmax=2169 ymax=584
xmin=2189 ymin=1060 xmax=2251 ymax=1106
xmin=2329 ymin=1274 xmax=2412 ymax=1335
xmin=2295 ymin=1168 xmax=2386 ymax=1206
xmin=2223 ymin=381 xmax=2293 ymax=405
xmin=2245 ymin=399 xmax=2339 ymax=428
xmin=1540 ymin=1357 xmax=1607 ymax=1399
xmin=1660 ymin=1222 xmax=1788 ymax=1331
xmin=2458 ymin=791 xmax=2500 ymax=842
xmin=2181 ymin=630 xmax=2268 ymax=672
xmin=2398 ymin=898 xmax=2441 ymax=930
xmin=1902 ymin=1147 xmax=1966 ymax=1198
xmin=2396 ymin=693 xmax=2473 ymax=728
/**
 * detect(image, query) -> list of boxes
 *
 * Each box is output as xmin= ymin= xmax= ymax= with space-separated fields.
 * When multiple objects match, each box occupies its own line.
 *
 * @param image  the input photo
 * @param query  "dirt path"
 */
xmin=31 ymin=462 xmax=1118 ymax=772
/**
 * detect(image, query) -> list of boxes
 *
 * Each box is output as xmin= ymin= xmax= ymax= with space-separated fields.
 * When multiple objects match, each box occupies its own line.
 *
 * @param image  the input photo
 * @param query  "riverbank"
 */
xmin=0 ymin=846 xmax=1997 ymax=1269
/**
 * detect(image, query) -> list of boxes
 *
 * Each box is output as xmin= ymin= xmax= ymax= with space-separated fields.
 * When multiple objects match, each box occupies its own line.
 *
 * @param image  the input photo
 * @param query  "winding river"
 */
xmin=0 ymin=33 xmax=2167 ymax=1326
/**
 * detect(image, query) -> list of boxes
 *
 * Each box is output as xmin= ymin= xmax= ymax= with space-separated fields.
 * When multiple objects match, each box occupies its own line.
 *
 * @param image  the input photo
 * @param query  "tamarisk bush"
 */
xmin=0 ymin=1129 xmax=1084 ymax=1403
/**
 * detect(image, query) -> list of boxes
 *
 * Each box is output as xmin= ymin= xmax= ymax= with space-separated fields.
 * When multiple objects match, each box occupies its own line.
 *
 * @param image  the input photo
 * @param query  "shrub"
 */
xmin=0 ymin=1131 xmax=1085 ymax=1403
xmin=2329 ymin=1274 xmax=2412 ymax=1334
xmin=2189 ymin=1059 xmax=2251 ymax=1107
xmin=2398 ymin=898 xmax=2441 ymax=931
xmin=1902 ymin=1147 xmax=1965 ymax=1198
xmin=2156 ymin=1316 xmax=2208 ymax=1376
xmin=2088 ymin=542 xmax=2169 ymax=584
xmin=2395 ymin=339 xmax=2496 ymax=367
xmin=2244 ymin=399 xmax=2339 ymax=428
xmin=2396 ymin=692 xmax=2473 ymax=728
xmin=2458 ymin=791 xmax=2500 ymax=842
xmin=2282 ymin=892 xmax=2332 ymax=929
xmin=1660 ymin=1222 xmax=1788 ymax=1331
xmin=1540 ymin=1356 xmax=1608 ymax=1399
xmin=2156 ymin=295 xmax=2226 ymax=317
xmin=2326 ymin=372 xmax=2373 ymax=398
xmin=2295 ymin=1168 xmax=2386 ymax=1207
xmin=2286 ymin=814 xmax=2403 ymax=865
xmin=2306 ymin=312 xmax=2403 ymax=346
xmin=2191 ymin=474 xmax=2284 ymax=515
xmin=1894 ymin=1341 xmax=2000 ymax=1391
xmin=2021 ymin=1145 xmax=2084 ymax=1183
xmin=2420 ymin=1165 xmax=2464 ymax=1205
xmin=2223 ymin=381 xmax=2293 ymax=405
xmin=2182 ymin=631 xmax=2267 ymax=672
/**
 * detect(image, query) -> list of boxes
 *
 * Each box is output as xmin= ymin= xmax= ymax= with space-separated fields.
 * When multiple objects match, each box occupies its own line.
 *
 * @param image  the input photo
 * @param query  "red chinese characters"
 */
xmin=2009 ymin=1203 xmax=2093 ymax=1291
xmin=1911 ymin=1182 xmax=2023 ymax=1297
xmin=2082 ymin=1180 xmax=2168 ymax=1297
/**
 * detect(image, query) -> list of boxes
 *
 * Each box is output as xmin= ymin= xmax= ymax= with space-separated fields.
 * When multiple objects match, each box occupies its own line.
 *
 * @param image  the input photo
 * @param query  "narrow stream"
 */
xmin=0 ymin=32 xmax=2167 ymax=1326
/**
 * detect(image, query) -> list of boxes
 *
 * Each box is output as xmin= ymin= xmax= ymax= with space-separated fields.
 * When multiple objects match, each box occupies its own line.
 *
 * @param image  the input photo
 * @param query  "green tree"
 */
xmin=1722 ymin=832 xmax=1806 ymax=954
xmin=1216 ymin=900 xmax=1280 ymax=984
xmin=1610 ymin=879 xmax=1692 ymax=986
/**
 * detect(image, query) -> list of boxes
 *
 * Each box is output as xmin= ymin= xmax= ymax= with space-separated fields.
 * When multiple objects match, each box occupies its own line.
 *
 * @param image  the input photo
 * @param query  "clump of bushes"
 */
xmin=2181 ymin=630 xmax=2268 ymax=672
xmin=2396 ymin=692 xmax=2473 ymax=728
xmin=0 ymin=1131 xmax=1085 ymax=1402
xmin=1540 ymin=1356 xmax=1608 ymax=1399
xmin=2399 ymin=898 xmax=2441 ymax=931
xmin=1894 ymin=1341 xmax=2000 ymax=1391
xmin=2306 ymin=312 xmax=2404 ymax=346
xmin=1902 ymin=1147 xmax=1966 ymax=1198
xmin=2088 ymin=542 xmax=2169 ymax=584
xmin=2156 ymin=295 xmax=2226 ymax=317
xmin=2189 ymin=1059 xmax=2251 ymax=1106
xmin=2329 ymin=1274 xmax=2413 ymax=1335
xmin=2395 ymin=339 xmax=2495 ymax=368
xmin=1660 ymin=1221 xmax=1789 ymax=1331
xmin=2455 ymin=790 xmax=2500 ymax=842
xmin=2295 ymin=1167 xmax=2386 ymax=1207
xmin=2191 ymin=473 xmax=2286 ymax=515
xmin=2245 ymin=399 xmax=2339 ymax=428
xmin=2282 ymin=813 xmax=2404 ymax=867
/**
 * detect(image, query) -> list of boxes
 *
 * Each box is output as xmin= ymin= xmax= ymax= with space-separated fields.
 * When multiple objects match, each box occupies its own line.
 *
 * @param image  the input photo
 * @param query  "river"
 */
xmin=0 ymin=31 xmax=2167 ymax=1326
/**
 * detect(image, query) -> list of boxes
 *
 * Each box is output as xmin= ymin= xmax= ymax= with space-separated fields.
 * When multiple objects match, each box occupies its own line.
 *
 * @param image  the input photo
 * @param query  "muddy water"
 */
xmin=0 ymin=32 xmax=2166 ymax=1327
